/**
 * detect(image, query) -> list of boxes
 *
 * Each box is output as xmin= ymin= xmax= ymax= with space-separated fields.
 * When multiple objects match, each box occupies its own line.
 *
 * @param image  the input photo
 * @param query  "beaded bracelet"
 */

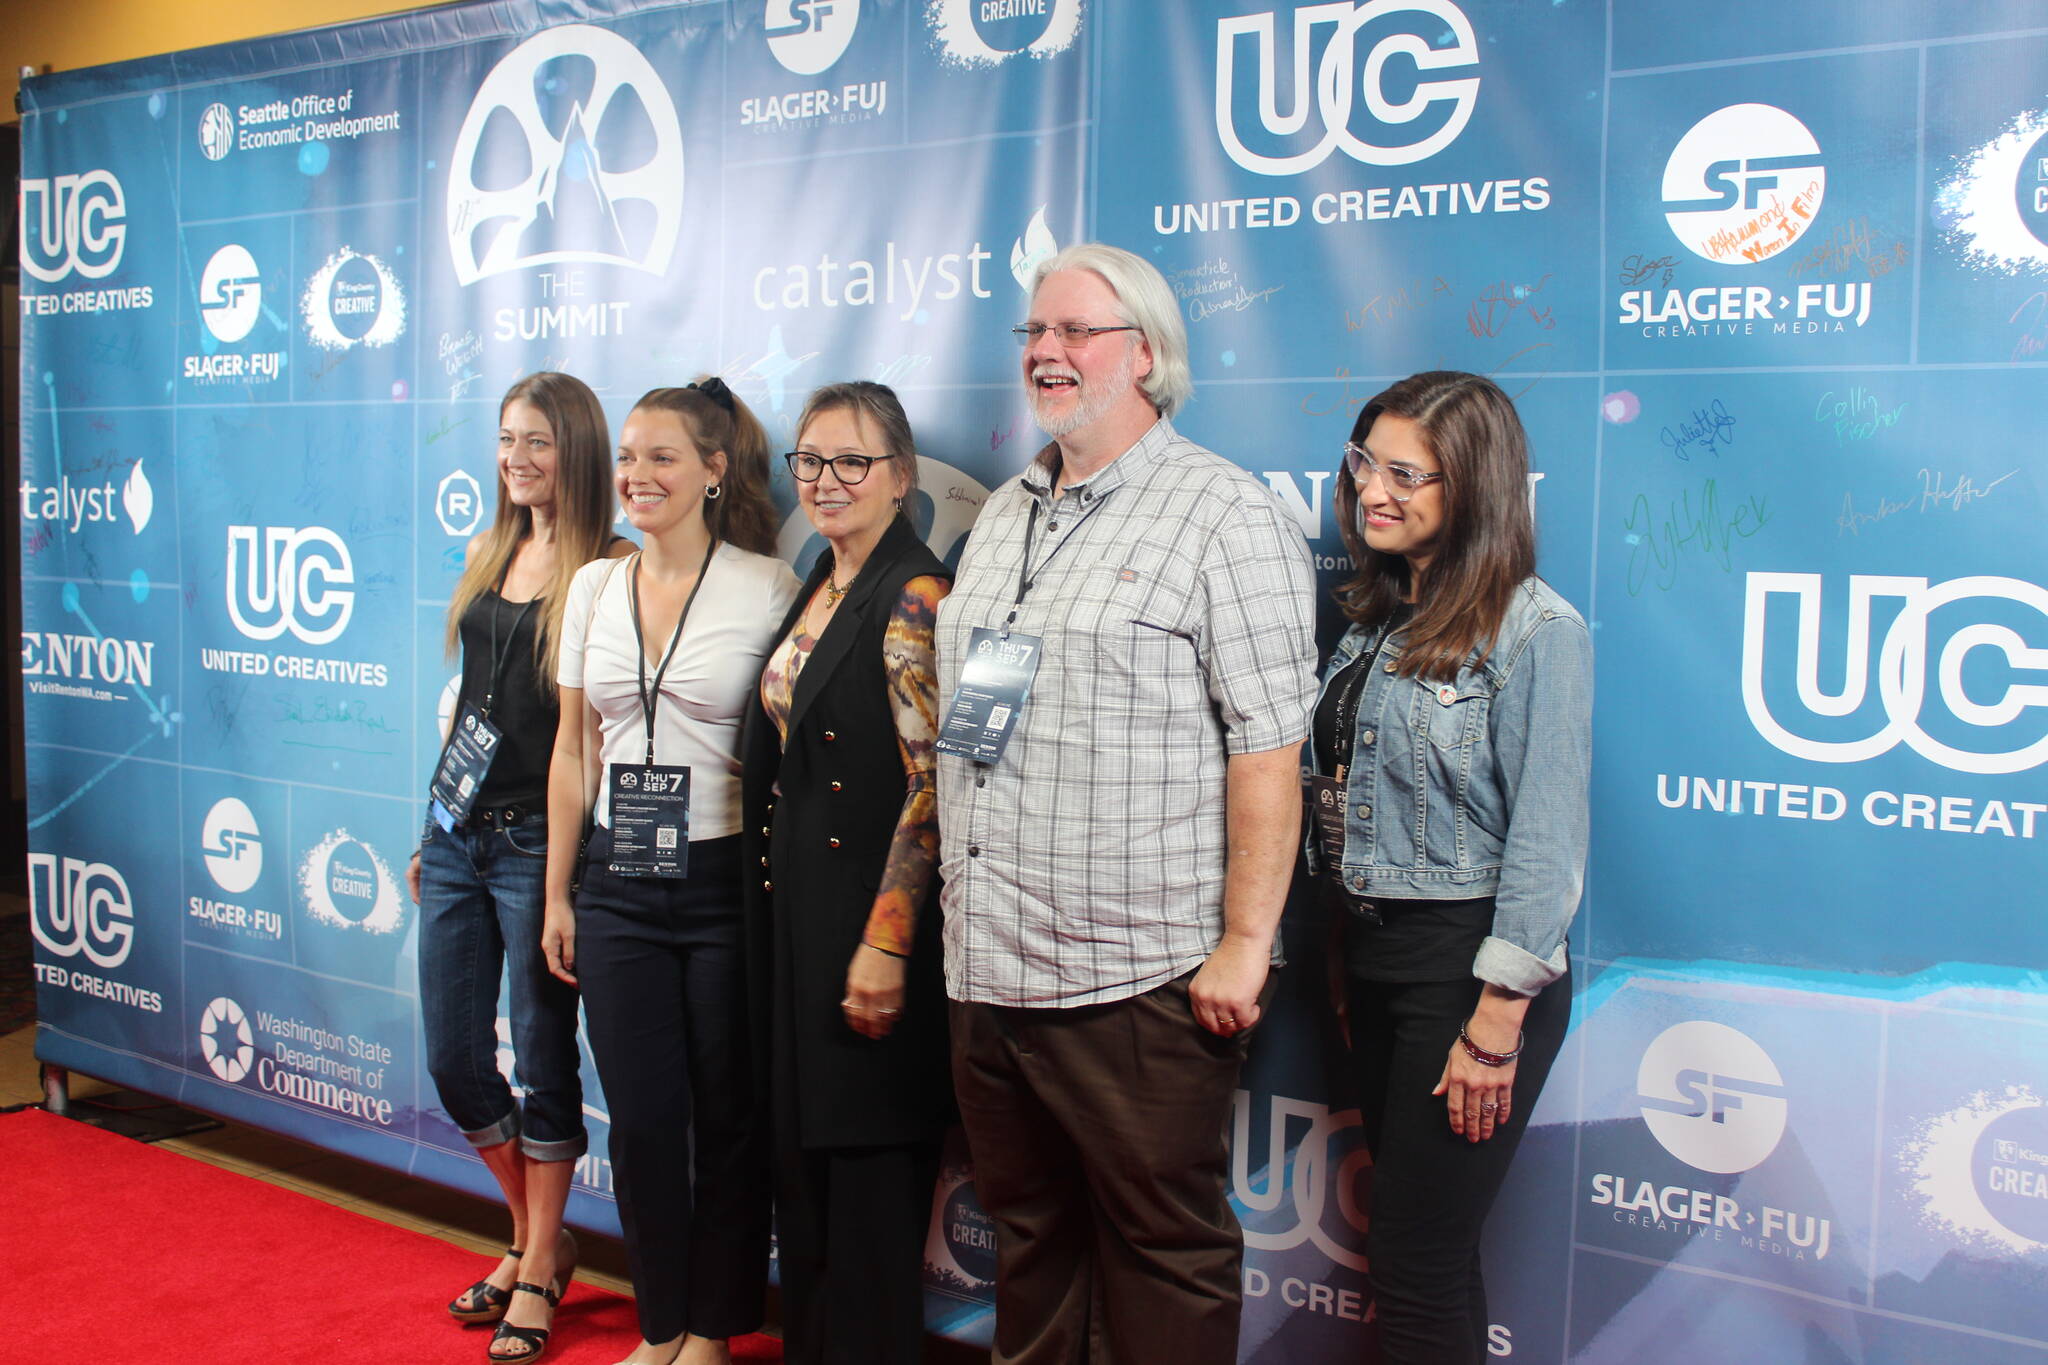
xmin=1458 ymin=1021 xmax=1523 ymax=1067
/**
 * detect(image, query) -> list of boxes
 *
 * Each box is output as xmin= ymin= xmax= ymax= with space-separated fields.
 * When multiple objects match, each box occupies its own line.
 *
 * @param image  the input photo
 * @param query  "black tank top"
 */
xmin=454 ymin=589 xmax=554 ymax=812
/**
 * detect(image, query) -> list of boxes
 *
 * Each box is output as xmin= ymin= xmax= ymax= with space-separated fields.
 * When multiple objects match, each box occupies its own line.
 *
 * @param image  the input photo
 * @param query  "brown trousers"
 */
xmin=950 ymin=972 xmax=1270 ymax=1365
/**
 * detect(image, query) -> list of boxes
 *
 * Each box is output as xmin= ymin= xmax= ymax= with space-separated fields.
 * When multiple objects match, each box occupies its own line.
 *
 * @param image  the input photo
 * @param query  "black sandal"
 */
xmin=447 ymin=1247 xmax=522 ymax=1324
xmin=487 ymin=1280 xmax=563 ymax=1363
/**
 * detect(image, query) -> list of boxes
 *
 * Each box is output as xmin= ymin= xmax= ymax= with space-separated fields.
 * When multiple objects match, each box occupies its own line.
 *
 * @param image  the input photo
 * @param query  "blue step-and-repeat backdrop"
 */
xmin=19 ymin=0 xmax=2048 ymax=1357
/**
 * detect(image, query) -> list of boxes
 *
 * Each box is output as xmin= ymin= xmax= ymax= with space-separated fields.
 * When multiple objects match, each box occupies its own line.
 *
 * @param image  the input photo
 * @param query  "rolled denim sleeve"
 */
xmin=1473 ymin=611 xmax=1593 ymax=993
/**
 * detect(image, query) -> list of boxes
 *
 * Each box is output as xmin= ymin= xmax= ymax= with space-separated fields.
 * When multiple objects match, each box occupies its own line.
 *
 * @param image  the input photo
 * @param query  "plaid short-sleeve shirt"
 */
xmin=935 ymin=419 xmax=1318 ymax=1008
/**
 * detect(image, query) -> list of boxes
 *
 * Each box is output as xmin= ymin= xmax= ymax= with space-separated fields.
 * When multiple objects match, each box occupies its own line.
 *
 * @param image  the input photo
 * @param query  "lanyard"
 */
xmin=480 ymin=563 xmax=540 ymax=718
xmin=1002 ymin=486 xmax=1112 ymax=637
xmin=627 ymin=539 xmax=718 ymax=766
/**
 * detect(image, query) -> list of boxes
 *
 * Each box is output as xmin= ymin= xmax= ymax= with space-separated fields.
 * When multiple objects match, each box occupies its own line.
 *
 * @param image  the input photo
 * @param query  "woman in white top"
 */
xmin=542 ymin=378 xmax=798 ymax=1365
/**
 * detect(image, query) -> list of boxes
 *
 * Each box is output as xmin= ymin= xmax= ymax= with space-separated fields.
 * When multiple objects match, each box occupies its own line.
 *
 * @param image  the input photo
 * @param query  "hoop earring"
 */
xmin=893 ymin=498 xmax=902 ymax=512
xmin=704 ymin=483 xmax=723 ymax=500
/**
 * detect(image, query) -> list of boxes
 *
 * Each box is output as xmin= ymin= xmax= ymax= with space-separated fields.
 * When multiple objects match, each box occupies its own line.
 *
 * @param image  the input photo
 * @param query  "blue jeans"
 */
xmin=417 ymin=817 xmax=586 ymax=1161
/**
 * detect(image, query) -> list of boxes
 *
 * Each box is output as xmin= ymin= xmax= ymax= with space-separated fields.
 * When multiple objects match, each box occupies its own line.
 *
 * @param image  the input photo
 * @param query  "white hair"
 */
xmin=1030 ymin=242 xmax=1192 ymax=418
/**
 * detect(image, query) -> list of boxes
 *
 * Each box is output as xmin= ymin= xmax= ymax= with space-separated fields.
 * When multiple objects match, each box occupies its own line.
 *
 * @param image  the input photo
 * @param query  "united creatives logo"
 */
xmin=1232 ymin=1092 xmax=1370 ymax=1274
xmin=198 ymin=996 xmax=256 ymax=1081
xmin=29 ymin=852 xmax=162 ymax=1013
xmin=18 ymin=171 xmax=155 ymax=316
xmin=1903 ymin=1089 xmax=2048 ymax=1256
xmin=19 ymin=461 xmax=154 ymax=536
xmin=191 ymin=797 xmax=284 ymax=943
xmin=1179 ymin=3 xmax=1543 ymax=238
xmin=186 ymin=244 xmax=285 ymax=384
xmin=926 ymin=0 xmax=1082 ymax=69
xmin=301 ymin=247 xmax=406 ymax=352
xmin=198 ymin=102 xmax=236 ymax=161
xmin=1587 ymin=1021 xmax=1831 ymax=1263
xmin=298 ymin=830 xmax=405 ymax=935
xmin=225 ymin=526 xmax=355 ymax=645
xmin=743 ymin=0 xmax=887 ymax=130
xmin=437 ymin=469 xmax=485 ymax=536
xmin=447 ymin=24 xmax=684 ymax=288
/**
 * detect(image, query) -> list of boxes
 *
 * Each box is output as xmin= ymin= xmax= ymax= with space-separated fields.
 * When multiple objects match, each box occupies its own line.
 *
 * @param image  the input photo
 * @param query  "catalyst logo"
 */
xmin=1662 ymin=103 xmax=1826 ymax=265
xmin=301 ymin=247 xmax=407 ymax=352
xmin=446 ymin=24 xmax=685 ymax=286
xmin=28 ymin=852 xmax=134 ymax=970
xmin=1637 ymin=1020 xmax=1788 ymax=1175
xmin=20 ymin=460 xmax=154 ymax=536
xmin=201 ymin=797 xmax=264 ymax=895
xmin=1216 ymin=2 xmax=1481 ymax=176
xmin=768 ymin=0 xmax=860 ymax=75
xmin=1010 ymin=205 xmax=1058 ymax=290
xmin=926 ymin=0 xmax=1082 ymax=69
xmin=199 ymin=996 xmax=256 ymax=1082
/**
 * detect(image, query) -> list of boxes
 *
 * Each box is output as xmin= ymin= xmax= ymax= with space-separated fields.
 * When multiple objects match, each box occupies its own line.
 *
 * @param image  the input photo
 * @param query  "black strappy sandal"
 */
xmin=447 ymin=1247 xmax=522 ymax=1324
xmin=487 ymin=1279 xmax=563 ymax=1363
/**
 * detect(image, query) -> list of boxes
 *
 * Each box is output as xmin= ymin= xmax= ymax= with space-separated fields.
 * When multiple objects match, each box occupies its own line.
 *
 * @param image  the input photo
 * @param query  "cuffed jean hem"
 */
xmin=521 ymin=1132 xmax=589 ymax=1163
xmin=460 ymin=1110 xmax=521 ymax=1150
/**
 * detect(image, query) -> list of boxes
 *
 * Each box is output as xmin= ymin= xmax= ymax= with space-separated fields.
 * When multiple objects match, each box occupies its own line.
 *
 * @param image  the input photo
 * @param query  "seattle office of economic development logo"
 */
xmin=28 ymin=852 xmax=135 ymax=970
xmin=1637 ymin=1021 xmax=1789 ymax=1174
xmin=1742 ymin=572 xmax=2048 ymax=775
xmin=201 ymin=797 xmax=264 ymax=895
xmin=768 ymin=0 xmax=860 ymax=74
xmin=299 ymin=830 xmax=405 ymax=935
xmin=1663 ymin=103 xmax=1825 ymax=265
xmin=198 ymin=102 xmax=236 ymax=161
xmin=926 ymin=0 xmax=1082 ymax=69
xmin=199 ymin=996 xmax=256 ymax=1082
xmin=225 ymin=525 xmax=356 ymax=645
xmin=1215 ymin=1 xmax=1481 ymax=175
xmin=301 ymin=246 xmax=406 ymax=352
xmin=19 ymin=170 xmax=128 ymax=282
xmin=446 ymin=24 xmax=685 ymax=286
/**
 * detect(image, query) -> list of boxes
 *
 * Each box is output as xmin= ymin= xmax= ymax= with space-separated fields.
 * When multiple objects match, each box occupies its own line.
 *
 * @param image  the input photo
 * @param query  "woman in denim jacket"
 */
xmin=1307 ymin=371 xmax=1590 ymax=1365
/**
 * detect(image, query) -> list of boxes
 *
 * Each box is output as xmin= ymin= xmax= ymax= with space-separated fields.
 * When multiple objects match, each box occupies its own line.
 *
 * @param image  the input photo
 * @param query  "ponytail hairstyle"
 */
xmin=629 ymin=376 xmax=778 ymax=554
xmin=445 ymin=371 xmax=616 ymax=686
xmin=1331 ymin=371 xmax=1536 ymax=682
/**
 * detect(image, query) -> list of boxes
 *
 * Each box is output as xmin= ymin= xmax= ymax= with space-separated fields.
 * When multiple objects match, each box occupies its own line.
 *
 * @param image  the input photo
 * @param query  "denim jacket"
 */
xmin=1306 ymin=576 xmax=1591 ymax=994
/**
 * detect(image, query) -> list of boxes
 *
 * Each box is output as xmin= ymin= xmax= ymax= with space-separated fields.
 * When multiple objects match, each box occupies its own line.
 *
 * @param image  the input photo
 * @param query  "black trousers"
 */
xmin=576 ymin=829 xmax=767 ymax=1343
xmin=1346 ymin=967 xmax=1570 ymax=1365
xmin=774 ymin=1139 xmax=940 ymax=1365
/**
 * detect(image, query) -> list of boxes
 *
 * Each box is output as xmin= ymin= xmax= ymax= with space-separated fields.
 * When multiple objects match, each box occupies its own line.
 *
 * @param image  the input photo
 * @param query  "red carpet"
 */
xmin=0 ymin=1108 xmax=783 ymax=1363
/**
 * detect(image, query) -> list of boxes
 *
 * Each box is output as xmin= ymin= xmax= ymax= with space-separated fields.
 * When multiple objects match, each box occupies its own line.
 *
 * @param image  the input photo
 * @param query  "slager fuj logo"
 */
xmin=299 ymin=830 xmax=405 ymax=934
xmin=767 ymin=0 xmax=860 ymax=75
xmin=199 ymin=244 xmax=262 ymax=344
xmin=18 ymin=170 xmax=127 ymax=282
xmin=201 ymin=797 xmax=264 ymax=896
xmin=198 ymin=996 xmax=256 ymax=1082
xmin=1637 ymin=1020 xmax=1788 ymax=1175
xmin=225 ymin=525 xmax=356 ymax=645
xmin=446 ymin=24 xmax=685 ymax=286
xmin=1215 ymin=2 xmax=1481 ymax=176
xmin=1663 ymin=103 xmax=1825 ymax=265
xmin=301 ymin=246 xmax=406 ymax=352
xmin=1742 ymin=572 xmax=2048 ymax=775
xmin=29 ymin=852 xmax=135 ymax=969
xmin=926 ymin=0 xmax=1083 ymax=69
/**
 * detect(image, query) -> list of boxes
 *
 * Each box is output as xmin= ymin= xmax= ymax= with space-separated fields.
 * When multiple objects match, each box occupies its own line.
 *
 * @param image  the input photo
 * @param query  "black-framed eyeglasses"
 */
xmin=1344 ymin=442 xmax=1444 ymax=503
xmin=784 ymin=450 xmax=894 ymax=485
xmin=1010 ymin=323 xmax=1141 ymax=348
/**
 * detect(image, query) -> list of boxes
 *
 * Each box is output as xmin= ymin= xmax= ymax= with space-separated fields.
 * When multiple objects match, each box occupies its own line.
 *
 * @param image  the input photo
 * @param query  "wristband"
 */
xmin=1458 ymin=1020 xmax=1523 ymax=1067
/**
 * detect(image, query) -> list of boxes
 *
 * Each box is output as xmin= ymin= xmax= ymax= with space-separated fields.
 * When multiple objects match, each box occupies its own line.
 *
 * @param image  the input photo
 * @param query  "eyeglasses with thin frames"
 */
xmin=1010 ymin=322 xmax=1141 ymax=348
xmin=784 ymin=450 xmax=894 ymax=485
xmin=1344 ymin=442 xmax=1444 ymax=503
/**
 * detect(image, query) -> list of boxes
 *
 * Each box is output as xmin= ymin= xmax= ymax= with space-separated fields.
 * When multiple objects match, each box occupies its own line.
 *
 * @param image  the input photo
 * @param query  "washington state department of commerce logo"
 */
xmin=301 ymin=246 xmax=407 ymax=352
xmin=1663 ymin=103 xmax=1826 ymax=266
xmin=446 ymin=24 xmax=685 ymax=286
xmin=199 ymin=244 xmax=262 ymax=344
xmin=198 ymin=102 xmax=236 ymax=161
xmin=1215 ymin=1 xmax=1481 ymax=176
xmin=1637 ymin=1020 xmax=1789 ymax=1174
xmin=768 ymin=0 xmax=860 ymax=75
xmin=299 ymin=830 xmax=405 ymax=935
xmin=926 ymin=0 xmax=1082 ymax=69
xmin=201 ymin=797 xmax=264 ymax=895
xmin=199 ymin=996 xmax=255 ymax=1082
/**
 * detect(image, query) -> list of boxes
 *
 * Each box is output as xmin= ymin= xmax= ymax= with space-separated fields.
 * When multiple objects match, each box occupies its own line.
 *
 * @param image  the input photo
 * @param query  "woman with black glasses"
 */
xmin=741 ymin=382 xmax=952 ymax=1365
xmin=1308 ymin=372 xmax=1590 ymax=1365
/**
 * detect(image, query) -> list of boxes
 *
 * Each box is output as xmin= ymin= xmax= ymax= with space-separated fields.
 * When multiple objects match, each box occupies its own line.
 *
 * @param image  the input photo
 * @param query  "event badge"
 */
xmin=1306 ymin=767 xmax=1349 ymax=870
xmin=429 ymin=705 xmax=505 ymax=831
xmin=606 ymin=763 xmax=691 ymax=878
xmin=936 ymin=627 xmax=1043 ymax=764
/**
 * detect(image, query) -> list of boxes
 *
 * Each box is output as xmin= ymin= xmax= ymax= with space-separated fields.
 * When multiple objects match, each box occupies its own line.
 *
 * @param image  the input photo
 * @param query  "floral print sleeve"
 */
xmin=862 ymin=574 xmax=950 ymax=958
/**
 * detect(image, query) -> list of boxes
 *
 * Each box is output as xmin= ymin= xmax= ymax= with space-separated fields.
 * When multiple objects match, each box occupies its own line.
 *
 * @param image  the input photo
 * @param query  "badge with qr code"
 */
xmin=936 ymin=627 xmax=1044 ymax=764
xmin=606 ymin=762 xmax=690 ymax=877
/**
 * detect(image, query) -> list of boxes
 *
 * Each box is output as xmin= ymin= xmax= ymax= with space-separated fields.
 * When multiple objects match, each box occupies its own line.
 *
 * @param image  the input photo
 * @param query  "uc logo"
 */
xmin=1230 ymin=1090 xmax=1370 ymax=1272
xmin=1215 ymin=1 xmax=1480 ymax=177
xmin=29 ymin=852 xmax=135 ymax=969
xmin=226 ymin=526 xmax=357 ymax=645
xmin=1742 ymin=572 xmax=2048 ymax=775
xmin=19 ymin=171 xmax=128 ymax=283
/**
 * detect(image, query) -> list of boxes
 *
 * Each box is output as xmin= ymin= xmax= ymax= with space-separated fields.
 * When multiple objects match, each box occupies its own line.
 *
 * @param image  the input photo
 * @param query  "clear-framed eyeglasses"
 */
xmin=784 ymin=450 xmax=894 ymax=485
xmin=1344 ymin=442 xmax=1444 ymax=503
xmin=1010 ymin=322 xmax=1141 ymax=348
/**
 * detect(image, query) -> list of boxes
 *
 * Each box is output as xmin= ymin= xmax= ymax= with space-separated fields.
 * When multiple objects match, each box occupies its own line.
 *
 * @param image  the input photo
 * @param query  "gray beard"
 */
xmin=1029 ymin=345 xmax=1136 ymax=439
